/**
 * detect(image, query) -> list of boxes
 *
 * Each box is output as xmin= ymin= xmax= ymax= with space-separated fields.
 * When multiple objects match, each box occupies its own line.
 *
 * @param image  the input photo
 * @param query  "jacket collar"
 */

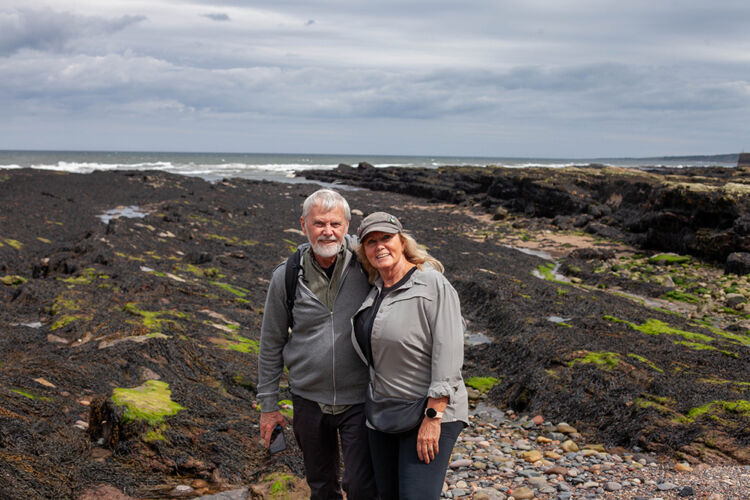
xmin=373 ymin=265 xmax=426 ymax=293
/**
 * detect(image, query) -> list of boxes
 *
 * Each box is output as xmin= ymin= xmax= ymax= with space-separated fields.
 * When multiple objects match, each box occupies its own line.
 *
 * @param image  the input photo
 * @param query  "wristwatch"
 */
xmin=425 ymin=407 xmax=444 ymax=419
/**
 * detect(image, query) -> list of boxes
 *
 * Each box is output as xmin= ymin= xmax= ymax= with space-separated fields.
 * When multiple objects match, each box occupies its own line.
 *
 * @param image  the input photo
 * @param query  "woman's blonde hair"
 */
xmin=355 ymin=232 xmax=444 ymax=284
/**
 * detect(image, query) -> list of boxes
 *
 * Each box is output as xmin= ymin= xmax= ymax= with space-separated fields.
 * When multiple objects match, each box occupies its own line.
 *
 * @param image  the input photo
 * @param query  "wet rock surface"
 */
xmin=1 ymin=169 xmax=748 ymax=498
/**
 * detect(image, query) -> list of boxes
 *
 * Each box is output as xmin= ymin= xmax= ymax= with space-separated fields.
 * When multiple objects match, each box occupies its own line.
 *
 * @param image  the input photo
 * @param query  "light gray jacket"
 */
xmin=352 ymin=267 xmax=469 ymax=425
xmin=257 ymin=238 xmax=371 ymax=412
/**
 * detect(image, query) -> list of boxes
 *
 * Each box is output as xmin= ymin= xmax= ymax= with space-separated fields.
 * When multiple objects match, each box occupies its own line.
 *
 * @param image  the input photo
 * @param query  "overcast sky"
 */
xmin=1 ymin=1 xmax=748 ymax=157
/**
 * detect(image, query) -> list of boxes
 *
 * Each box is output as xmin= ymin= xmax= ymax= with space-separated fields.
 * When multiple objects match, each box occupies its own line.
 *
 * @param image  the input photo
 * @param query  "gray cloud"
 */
xmin=0 ymin=8 xmax=145 ymax=56
xmin=0 ymin=1 xmax=748 ymax=156
xmin=201 ymin=13 xmax=230 ymax=22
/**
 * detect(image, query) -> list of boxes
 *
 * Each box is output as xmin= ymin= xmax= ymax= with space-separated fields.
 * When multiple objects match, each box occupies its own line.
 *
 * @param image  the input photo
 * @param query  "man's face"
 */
xmin=300 ymin=203 xmax=349 ymax=259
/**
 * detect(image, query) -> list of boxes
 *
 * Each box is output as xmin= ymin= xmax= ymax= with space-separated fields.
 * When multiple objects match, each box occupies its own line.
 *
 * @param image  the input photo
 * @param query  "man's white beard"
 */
xmin=311 ymin=238 xmax=342 ymax=259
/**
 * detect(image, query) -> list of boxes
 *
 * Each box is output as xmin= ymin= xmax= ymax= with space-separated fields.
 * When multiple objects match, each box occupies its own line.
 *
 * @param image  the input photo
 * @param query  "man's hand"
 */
xmin=260 ymin=411 xmax=287 ymax=448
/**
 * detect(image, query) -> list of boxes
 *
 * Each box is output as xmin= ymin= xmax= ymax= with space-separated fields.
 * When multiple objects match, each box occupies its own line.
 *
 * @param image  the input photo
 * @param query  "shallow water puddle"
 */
xmin=546 ymin=316 xmax=572 ymax=324
xmin=465 ymin=331 xmax=492 ymax=346
xmin=504 ymin=245 xmax=554 ymax=261
xmin=97 ymin=205 xmax=148 ymax=224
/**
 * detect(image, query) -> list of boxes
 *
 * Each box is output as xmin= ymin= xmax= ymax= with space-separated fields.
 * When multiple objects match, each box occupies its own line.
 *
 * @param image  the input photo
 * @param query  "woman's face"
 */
xmin=363 ymin=231 xmax=405 ymax=274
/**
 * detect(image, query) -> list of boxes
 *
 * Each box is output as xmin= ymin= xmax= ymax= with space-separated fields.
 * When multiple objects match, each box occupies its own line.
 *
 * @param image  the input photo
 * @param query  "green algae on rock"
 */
xmin=604 ymin=316 xmax=715 ymax=343
xmin=649 ymin=253 xmax=691 ymax=265
xmin=251 ymin=471 xmax=309 ymax=499
xmin=11 ymin=389 xmax=51 ymax=401
xmin=123 ymin=303 xmax=188 ymax=332
xmin=111 ymin=380 xmax=184 ymax=427
xmin=681 ymin=400 xmax=750 ymax=424
xmin=209 ymin=280 xmax=251 ymax=298
xmin=208 ymin=333 xmax=259 ymax=354
xmin=1 ymin=275 xmax=27 ymax=286
xmin=465 ymin=376 xmax=501 ymax=393
xmin=626 ymin=353 xmax=663 ymax=373
xmin=3 ymin=238 xmax=23 ymax=250
xmin=50 ymin=314 xmax=86 ymax=331
xmin=567 ymin=351 xmax=622 ymax=370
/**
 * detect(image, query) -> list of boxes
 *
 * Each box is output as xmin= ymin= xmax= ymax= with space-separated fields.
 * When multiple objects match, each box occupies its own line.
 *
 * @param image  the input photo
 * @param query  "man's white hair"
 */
xmin=302 ymin=189 xmax=351 ymax=220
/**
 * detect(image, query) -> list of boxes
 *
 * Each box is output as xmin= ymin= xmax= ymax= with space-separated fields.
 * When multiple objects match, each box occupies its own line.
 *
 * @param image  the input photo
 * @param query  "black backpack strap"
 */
xmin=284 ymin=248 xmax=303 ymax=329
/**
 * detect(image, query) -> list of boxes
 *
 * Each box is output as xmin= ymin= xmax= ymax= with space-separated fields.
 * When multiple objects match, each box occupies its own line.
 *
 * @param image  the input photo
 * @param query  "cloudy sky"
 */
xmin=1 ymin=1 xmax=748 ymax=157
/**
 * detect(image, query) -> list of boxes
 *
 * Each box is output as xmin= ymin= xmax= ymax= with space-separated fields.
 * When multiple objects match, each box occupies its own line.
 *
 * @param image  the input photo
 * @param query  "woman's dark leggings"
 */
xmin=368 ymin=421 xmax=464 ymax=500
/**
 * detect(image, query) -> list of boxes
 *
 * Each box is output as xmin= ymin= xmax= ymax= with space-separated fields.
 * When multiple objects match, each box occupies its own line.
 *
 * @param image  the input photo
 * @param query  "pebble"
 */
xmin=605 ymin=481 xmax=622 ymax=491
xmin=509 ymin=486 xmax=533 ymax=499
xmin=657 ymin=481 xmax=677 ymax=490
xmin=169 ymin=485 xmax=194 ymax=497
xmin=441 ymin=402 xmax=750 ymax=499
xmin=451 ymin=459 xmax=474 ymax=468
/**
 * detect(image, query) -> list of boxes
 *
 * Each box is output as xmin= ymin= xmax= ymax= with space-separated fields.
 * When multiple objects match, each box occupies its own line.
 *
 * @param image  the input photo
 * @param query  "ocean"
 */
xmin=0 ymin=150 xmax=739 ymax=184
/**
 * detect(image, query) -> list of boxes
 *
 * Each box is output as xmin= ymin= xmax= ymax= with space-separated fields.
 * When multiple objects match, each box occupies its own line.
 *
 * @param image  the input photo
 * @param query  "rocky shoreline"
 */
xmin=440 ymin=403 xmax=750 ymax=500
xmin=1 ymin=168 xmax=749 ymax=499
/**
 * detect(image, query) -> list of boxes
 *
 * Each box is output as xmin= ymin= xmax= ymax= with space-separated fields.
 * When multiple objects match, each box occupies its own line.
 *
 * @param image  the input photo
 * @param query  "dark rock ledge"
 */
xmin=305 ymin=162 xmax=750 ymax=272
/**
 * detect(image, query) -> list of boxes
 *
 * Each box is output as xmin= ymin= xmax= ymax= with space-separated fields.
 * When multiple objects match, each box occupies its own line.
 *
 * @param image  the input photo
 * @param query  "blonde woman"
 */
xmin=352 ymin=212 xmax=468 ymax=499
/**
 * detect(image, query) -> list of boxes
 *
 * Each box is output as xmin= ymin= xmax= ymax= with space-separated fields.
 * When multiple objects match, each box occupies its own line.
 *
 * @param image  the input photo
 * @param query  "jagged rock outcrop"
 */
xmin=305 ymin=163 xmax=750 ymax=267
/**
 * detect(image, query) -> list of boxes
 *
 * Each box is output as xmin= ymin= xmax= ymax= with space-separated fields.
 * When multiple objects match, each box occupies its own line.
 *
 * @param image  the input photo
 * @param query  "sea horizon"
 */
xmin=0 ymin=149 xmax=740 ymax=184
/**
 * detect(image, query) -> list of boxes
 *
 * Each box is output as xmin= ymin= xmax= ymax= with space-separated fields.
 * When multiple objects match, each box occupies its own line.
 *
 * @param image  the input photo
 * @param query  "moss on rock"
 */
xmin=1 ymin=275 xmax=27 ymax=286
xmin=568 ymin=351 xmax=621 ymax=370
xmin=649 ymin=253 xmax=691 ymax=265
xmin=683 ymin=400 xmax=750 ymax=424
xmin=111 ymin=380 xmax=184 ymax=427
xmin=465 ymin=376 xmax=501 ymax=393
xmin=604 ymin=316 xmax=715 ymax=343
xmin=124 ymin=303 xmax=188 ymax=332
xmin=3 ymin=238 xmax=23 ymax=250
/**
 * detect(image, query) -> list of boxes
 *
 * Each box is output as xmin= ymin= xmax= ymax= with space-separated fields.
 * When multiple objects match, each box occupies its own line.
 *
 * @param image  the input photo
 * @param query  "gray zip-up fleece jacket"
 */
xmin=257 ymin=239 xmax=371 ymax=413
xmin=352 ymin=267 xmax=469 ymax=425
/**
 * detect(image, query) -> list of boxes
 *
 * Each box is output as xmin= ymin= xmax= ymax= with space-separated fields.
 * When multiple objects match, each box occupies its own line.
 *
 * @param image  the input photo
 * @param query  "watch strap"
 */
xmin=425 ymin=407 xmax=444 ymax=419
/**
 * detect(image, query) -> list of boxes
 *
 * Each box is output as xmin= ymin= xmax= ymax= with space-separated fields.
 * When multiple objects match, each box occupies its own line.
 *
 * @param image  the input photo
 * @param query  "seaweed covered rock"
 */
xmin=88 ymin=380 xmax=185 ymax=448
xmin=249 ymin=472 xmax=310 ymax=499
xmin=1 ymin=168 xmax=749 ymax=498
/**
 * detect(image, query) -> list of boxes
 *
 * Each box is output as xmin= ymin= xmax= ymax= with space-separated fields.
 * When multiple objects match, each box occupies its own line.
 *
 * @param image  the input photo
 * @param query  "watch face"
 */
xmin=426 ymin=408 xmax=437 ymax=418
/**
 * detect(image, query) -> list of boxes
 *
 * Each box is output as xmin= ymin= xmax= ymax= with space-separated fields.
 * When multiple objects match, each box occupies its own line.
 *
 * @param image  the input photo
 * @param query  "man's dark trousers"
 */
xmin=292 ymin=394 xmax=377 ymax=500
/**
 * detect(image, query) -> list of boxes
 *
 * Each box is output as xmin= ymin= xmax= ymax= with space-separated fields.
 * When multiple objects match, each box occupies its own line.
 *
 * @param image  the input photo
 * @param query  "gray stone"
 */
xmin=678 ymin=486 xmax=696 ymax=497
xmin=727 ymin=252 xmax=750 ymax=275
xmin=527 ymin=477 xmax=549 ymax=489
xmin=726 ymin=293 xmax=747 ymax=308
xmin=169 ymin=485 xmax=195 ymax=497
xmin=657 ymin=482 xmax=677 ymax=490
xmin=556 ymin=422 xmax=577 ymax=434
xmin=509 ymin=486 xmax=534 ymax=500
xmin=493 ymin=206 xmax=509 ymax=220
xmin=195 ymin=489 xmax=249 ymax=500
xmin=604 ymin=481 xmax=622 ymax=491
xmin=518 ymin=469 xmax=541 ymax=478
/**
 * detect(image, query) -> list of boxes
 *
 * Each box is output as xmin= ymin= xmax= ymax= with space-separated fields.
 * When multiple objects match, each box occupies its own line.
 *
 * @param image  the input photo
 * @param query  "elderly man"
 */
xmin=257 ymin=188 xmax=376 ymax=499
